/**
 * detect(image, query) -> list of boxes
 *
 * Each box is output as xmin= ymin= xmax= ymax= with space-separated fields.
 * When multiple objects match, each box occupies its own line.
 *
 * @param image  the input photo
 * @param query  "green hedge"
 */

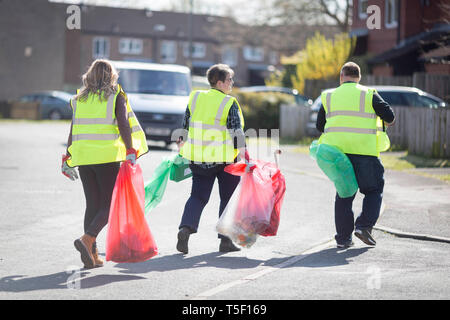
xmin=233 ymin=90 xmax=295 ymax=131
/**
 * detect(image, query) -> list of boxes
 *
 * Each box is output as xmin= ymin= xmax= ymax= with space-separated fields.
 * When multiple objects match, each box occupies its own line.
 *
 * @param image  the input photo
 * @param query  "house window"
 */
xmin=385 ymin=0 xmax=398 ymax=29
xmin=160 ymin=40 xmax=177 ymax=63
xmin=93 ymin=37 xmax=109 ymax=59
xmin=222 ymin=45 xmax=238 ymax=67
xmin=119 ymin=38 xmax=143 ymax=55
xmin=183 ymin=42 xmax=206 ymax=59
xmin=358 ymin=0 xmax=369 ymax=19
xmin=269 ymin=51 xmax=279 ymax=65
xmin=243 ymin=46 xmax=264 ymax=62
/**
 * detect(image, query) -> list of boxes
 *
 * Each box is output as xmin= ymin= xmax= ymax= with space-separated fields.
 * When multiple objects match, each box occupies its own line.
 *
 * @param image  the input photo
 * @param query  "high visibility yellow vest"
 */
xmin=179 ymin=89 xmax=245 ymax=163
xmin=318 ymin=82 xmax=390 ymax=157
xmin=67 ymin=84 xmax=148 ymax=167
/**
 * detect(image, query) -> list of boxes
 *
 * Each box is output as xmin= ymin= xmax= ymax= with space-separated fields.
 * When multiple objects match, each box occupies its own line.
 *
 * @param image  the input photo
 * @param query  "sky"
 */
xmin=50 ymin=0 xmax=275 ymax=24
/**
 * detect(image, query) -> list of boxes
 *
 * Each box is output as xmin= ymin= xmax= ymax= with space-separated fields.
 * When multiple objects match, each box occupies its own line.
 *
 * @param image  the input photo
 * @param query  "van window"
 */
xmin=118 ymin=69 xmax=191 ymax=96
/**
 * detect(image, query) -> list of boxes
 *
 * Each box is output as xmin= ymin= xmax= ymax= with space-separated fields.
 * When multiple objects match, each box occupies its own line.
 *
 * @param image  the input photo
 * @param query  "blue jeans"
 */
xmin=334 ymin=154 xmax=385 ymax=244
xmin=179 ymin=164 xmax=241 ymax=239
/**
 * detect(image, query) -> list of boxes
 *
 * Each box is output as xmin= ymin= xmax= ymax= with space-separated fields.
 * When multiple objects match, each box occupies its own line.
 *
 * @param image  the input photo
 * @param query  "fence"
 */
xmin=389 ymin=106 xmax=449 ymax=158
xmin=280 ymin=104 xmax=450 ymax=159
xmin=303 ymin=73 xmax=450 ymax=103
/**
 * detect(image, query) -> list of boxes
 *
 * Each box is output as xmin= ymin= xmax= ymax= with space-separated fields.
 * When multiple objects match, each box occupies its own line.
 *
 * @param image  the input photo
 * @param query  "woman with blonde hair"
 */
xmin=62 ymin=59 xmax=148 ymax=268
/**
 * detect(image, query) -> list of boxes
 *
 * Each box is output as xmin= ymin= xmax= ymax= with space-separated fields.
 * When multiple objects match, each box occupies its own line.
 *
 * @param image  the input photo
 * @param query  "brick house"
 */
xmin=0 ymin=0 xmax=340 ymax=101
xmin=351 ymin=0 xmax=450 ymax=76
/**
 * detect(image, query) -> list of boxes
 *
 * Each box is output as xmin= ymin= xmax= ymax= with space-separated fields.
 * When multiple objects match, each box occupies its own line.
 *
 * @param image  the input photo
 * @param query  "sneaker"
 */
xmin=336 ymin=240 xmax=354 ymax=249
xmin=354 ymin=228 xmax=376 ymax=246
xmin=176 ymin=227 xmax=191 ymax=254
xmin=219 ymin=238 xmax=241 ymax=253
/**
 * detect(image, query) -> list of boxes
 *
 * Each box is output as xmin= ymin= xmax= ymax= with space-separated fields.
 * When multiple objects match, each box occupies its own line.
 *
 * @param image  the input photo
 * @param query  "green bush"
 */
xmin=233 ymin=90 xmax=295 ymax=131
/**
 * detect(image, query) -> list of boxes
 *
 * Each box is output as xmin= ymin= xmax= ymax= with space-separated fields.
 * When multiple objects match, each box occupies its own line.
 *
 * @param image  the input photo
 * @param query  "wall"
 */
xmin=0 ymin=0 xmax=67 ymax=100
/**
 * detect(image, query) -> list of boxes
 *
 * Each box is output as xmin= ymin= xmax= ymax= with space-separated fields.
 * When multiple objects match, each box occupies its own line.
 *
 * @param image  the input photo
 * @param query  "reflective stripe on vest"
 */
xmin=319 ymin=83 xmax=389 ymax=156
xmin=67 ymin=85 xmax=148 ymax=166
xmin=179 ymin=90 xmax=243 ymax=163
xmin=71 ymin=93 xmax=142 ymax=142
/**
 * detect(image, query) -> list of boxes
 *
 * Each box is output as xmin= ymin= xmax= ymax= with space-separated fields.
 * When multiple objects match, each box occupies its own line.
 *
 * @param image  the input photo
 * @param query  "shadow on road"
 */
xmin=289 ymin=247 xmax=374 ymax=268
xmin=113 ymin=246 xmax=373 ymax=275
xmin=115 ymin=251 xmax=268 ymax=275
xmin=0 ymin=270 xmax=145 ymax=292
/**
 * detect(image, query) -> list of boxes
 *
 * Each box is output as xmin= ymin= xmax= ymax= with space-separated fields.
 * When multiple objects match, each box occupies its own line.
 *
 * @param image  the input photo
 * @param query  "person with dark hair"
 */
xmin=176 ymin=63 xmax=249 ymax=254
xmin=315 ymin=61 xmax=395 ymax=248
xmin=62 ymin=59 xmax=148 ymax=268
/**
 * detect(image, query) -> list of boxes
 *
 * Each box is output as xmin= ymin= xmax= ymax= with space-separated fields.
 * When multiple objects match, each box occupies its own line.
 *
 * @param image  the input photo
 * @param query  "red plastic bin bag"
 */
xmin=216 ymin=170 xmax=274 ymax=248
xmin=224 ymin=150 xmax=286 ymax=237
xmin=106 ymin=161 xmax=158 ymax=263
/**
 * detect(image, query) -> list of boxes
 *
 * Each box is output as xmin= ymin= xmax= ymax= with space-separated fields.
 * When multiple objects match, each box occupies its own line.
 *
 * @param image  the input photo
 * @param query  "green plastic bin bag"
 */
xmin=170 ymin=155 xmax=192 ymax=182
xmin=309 ymin=140 xmax=359 ymax=198
xmin=144 ymin=154 xmax=176 ymax=214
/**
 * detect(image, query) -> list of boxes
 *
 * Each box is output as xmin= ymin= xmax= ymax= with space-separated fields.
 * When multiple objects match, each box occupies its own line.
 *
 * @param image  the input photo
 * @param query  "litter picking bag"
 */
xmin=106 ymin=161 xmax=158 ymax=263
xmin=144 ymin=154 xmax=193 ymax=215
xmin=170 ymin=155 xmax=192 ymax=182
xmin=309 ymin=140 xmax=358 ymax=198
xmin=217 ymin=151 xmax=284 ymax=247
xmin=224 ymin=155 xmax=285 ymax=237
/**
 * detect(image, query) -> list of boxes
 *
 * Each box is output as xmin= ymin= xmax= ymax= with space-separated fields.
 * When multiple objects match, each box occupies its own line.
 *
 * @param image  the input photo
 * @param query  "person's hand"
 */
xmin=126 ymin=148 xmax=137 ymax=165
xmin=244 ymin=150 xmax=255 ymax=173
xmin=61 ymin=154 xmax=78 ymax=181
xmin=176 ymin=137 xmax=185 ymax=150
xmin=245 ymin=161 xmax=256 ymax=173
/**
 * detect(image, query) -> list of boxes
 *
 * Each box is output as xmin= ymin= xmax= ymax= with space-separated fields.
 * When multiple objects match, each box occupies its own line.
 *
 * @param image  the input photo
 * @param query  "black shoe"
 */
xmin=336 ymin=240 xmax=354 ymax=249
xmin=354 ymin=228 xmax=376 ymax=246
xmin=176 ymin=227 xmax=191 ymax=254
xmin=219 ymin=238 xmax=241 ymax=253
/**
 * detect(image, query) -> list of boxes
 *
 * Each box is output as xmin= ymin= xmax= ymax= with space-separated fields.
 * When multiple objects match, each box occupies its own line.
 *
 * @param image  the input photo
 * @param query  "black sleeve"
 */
xmin=372 ymin=92 xmax=395 ymax=124
xmin=115 ymin=93 xmax=132 ymax=150
xmin=315 ymin=105 xmax=326 ymax=133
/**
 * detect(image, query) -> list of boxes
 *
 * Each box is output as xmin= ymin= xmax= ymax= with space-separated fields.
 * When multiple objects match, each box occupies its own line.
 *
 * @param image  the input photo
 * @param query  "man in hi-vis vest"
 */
xmin=316 ymin=62 xmax=395 ymax=248
xmin=176 ymin=64 xmax=248 ymax=254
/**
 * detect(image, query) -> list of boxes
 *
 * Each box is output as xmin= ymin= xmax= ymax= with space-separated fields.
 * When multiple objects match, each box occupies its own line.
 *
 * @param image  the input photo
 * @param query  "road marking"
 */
xmin=191 ymin=239 xmax=334 ymax=300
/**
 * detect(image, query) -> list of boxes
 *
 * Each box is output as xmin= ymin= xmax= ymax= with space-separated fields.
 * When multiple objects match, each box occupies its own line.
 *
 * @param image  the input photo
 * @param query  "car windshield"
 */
xmin=118 ymin=69 xmax=191 ymax=96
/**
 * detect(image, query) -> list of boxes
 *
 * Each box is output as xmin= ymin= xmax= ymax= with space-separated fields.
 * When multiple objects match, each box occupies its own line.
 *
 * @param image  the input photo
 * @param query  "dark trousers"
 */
xmin=179 ymin=164 xmax=241 ymax=239
xmin=78 ymin=162 xmax=120 ymax=237
xmin=334 ymin=154 xmax=385 ymax=244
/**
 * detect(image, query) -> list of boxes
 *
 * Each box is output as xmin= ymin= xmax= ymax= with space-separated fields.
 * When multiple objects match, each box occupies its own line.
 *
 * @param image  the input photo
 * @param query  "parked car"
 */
xmin=239 ymin=86 xmax=313 ymax=107
xmin=112 ymin=60 xmax=192 ymax=146
xmin=19 ymin=91 xmax=73 ymax=120
xmin=306 ymin=86 xmax=448 ymax=136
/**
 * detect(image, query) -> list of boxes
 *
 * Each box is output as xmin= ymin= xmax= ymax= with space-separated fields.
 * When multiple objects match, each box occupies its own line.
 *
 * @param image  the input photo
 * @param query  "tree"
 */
xmin=276 ymin=32 xmax=355 ymax=93
xmin=271 ymin=0 xmax=352 ymax=32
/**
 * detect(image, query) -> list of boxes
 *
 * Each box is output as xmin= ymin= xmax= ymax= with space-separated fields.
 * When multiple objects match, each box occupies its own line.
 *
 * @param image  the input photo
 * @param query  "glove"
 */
xmin=244 ymin=150 xmax=256 ymax=173
xmin=126 ymin=148 xmax=137 ymax=165
xmin=61 ymin=154 xmax=78 ymax=181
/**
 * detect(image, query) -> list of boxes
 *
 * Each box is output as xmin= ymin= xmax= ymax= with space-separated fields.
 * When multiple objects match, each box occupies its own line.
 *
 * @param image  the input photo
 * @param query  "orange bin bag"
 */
xmin=106 ymin=161 xmax=158 ymax=263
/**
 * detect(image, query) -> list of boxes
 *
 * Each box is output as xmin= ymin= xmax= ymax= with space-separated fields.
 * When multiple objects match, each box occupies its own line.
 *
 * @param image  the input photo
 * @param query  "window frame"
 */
xmin=243 ymin=45 xmax=264 ymax=62
xmin=92 ymin=37 xmax=110 ymax=59
xmin=385 ymin=0 xmax=399 ymax=29
xmin=358 ymin=0 xmax=369 ymax=19
xmin=119 ymin=38 xmax=143 ymax=55
xmin=160 ymin=40 xmax=177 ymax=63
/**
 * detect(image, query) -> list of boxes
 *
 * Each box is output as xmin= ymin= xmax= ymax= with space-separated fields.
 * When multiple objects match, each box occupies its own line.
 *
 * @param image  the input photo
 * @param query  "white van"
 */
xmin=112 ymin=61 xmax=191 ymax=146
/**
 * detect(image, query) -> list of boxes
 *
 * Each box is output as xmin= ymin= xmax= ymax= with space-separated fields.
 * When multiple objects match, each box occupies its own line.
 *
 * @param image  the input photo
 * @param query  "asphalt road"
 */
xmin=0 ymin=121 xmax=449 ymax=301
